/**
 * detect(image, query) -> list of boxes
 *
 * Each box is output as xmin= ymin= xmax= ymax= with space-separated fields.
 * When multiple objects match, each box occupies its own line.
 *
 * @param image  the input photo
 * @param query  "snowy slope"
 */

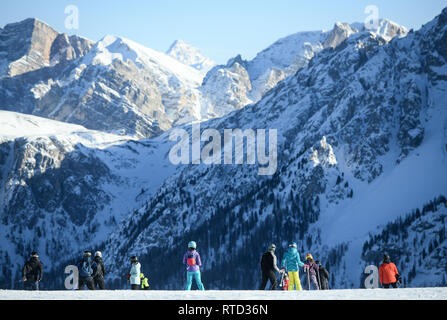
xmin=166 ymin=39 xmax=216 ymax=74
xmin=101 ymin=8 xmax=447 ymax=290
xmin=0 ymin=112 xmax=182 ymax=288
xmin=0 ymin=288 xmax=446 ymax=300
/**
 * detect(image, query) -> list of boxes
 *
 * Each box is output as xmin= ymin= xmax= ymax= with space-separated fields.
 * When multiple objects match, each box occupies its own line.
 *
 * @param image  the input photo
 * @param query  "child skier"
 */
xmin=140 ymin=273 xmax=150 ymax=290
xmin=303 ymin=253 xmax=320 ymax=290
xmin=280 ymin=267 xmax=289 ymax=290
xmin=183 ymin=241 xmax=205 ymax=290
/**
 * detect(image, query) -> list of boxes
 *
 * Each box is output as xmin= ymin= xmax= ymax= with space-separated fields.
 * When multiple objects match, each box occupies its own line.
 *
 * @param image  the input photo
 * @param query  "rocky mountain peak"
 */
xmin=166 ymin=39 xmax=216 ymax=73
xmin=0 ymin=18 xmax=93 ymax=78
xmin=324 ymin=22 xmax=357 ymax=48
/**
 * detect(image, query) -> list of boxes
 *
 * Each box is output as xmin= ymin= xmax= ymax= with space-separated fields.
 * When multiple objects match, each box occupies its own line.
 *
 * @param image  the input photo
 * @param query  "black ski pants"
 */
xmin=94 ymin=276 xmax=106 ymax=290
xmin=78 ymin=277 xmax=95 ymax=290
xmin=383 ymin=282 xmax=398 ymax=288
xmin=260 ymin=270 xmax=277 ymax=290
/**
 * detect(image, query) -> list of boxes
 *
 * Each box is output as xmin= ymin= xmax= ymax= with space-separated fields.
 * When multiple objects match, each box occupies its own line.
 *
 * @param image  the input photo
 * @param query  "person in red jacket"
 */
xmin=379 ymin=254 xmax=401 ymax=288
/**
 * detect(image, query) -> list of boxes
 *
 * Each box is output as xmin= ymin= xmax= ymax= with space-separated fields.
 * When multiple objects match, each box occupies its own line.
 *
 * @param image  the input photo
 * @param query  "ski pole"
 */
xmin=306 ymin=266 xmax=310 ymax=290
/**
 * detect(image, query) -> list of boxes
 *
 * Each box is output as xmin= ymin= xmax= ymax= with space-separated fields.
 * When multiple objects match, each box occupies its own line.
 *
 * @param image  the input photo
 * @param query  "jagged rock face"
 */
xmin=0 ymin=18 xmax=93 ymax=78
xmin=103 ymin=10 xmax=447 ymax=290
xmin=324 ymin=22 xmax=357 ymax=48
xmin=201 ymin=60 xmax=253 ymax=117
xmin=1 ymin=138 xmax=112 ymax=226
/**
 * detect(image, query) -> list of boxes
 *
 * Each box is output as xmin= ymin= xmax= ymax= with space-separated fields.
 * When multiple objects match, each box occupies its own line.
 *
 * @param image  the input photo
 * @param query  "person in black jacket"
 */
xmin=315 ymin=260 xmax=330 ymax=290
xmin=22 ymin=252 xmax=43 ymax=291
xmin=92 ymin=251 xmax=106 ymax=290
xmin=259 ymin=244 xmax=284 ymax=290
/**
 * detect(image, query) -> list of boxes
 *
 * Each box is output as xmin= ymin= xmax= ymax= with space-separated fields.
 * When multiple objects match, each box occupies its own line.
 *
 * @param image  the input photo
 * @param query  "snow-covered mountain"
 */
xmin=100 ymin=9 xmax=446 ymax=290
xmin=202 ymin=19 xmax=409 ymax=112
xmin=0 ymin=18 xmax=408 ymax=140
xmin=166 ymin=39 xmax=216 ymax=74
xmin=0 ymin=111 xmax=181 ymax=288
xmin=0 ymin=20 xmax=211 ymax=138
xmin=0 ymin=8 xmax=445 ymax=291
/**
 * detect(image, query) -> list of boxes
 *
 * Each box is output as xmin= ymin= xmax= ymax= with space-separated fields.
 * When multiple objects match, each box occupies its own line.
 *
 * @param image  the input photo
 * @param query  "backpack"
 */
xmin=187 ymin=252 xmax=196 ymax=266
xmin=260 ymin=252 xmax=274 ymax=271
xmin=79 ymin=260 xmax=92 ymax=278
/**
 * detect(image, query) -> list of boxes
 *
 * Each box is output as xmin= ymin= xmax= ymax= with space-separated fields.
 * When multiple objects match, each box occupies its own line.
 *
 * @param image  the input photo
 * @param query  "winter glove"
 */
xmin=126 ymin=273 xmax=131 ymax=280
xmin=303 ymin=265 xmax=309 ymax=272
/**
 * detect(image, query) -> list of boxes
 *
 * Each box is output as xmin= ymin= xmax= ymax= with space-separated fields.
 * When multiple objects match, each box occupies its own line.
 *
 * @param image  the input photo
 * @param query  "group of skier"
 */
xmin=260 ymin=243 xmax=330 ymax=291
xmin=20 ymin=241 xmax=401 ymax=291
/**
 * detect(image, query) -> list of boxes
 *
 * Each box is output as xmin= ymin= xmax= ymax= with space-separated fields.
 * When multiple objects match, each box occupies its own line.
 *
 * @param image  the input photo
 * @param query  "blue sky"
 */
xmin=1 ymin=0 xmax=446 ymax=64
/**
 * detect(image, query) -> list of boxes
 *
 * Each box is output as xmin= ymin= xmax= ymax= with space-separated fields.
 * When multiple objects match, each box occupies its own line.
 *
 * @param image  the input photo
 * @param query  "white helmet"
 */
xmin=94 ymin=251 xmax=102 ymax=258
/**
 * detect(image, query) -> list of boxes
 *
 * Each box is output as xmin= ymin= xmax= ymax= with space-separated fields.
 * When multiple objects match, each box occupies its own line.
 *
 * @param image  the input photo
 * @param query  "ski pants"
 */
xmin=288 ymin=271 xmax=302 ymax=291
xmin=185 ymin=271 xmax=205 ymax=291
xmin=78 ymin=277 xmax=95 ymax=290
xmin=260 ymin=270 xmax=277 ymax=290
xmin=306 ymin=274 xmax=319 ymax=290
xmin=24 ymin=280 xmax=39 ymax=291
xmin=94 ymin=276 xmax=106 ymax=290
xmin=131 ymin=284 xmax=140 ymax=290
xmin=383 ymin=282 xmax=398 ymax=289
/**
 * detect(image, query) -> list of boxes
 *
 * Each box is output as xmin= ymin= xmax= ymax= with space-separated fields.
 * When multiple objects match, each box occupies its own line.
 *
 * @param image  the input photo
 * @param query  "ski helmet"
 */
xmin=383 ymin=254 xmax=391 ymax=262
xmin=30 ymin=252 xmax=38 ymax=258
xmin=269 ymin=244 xmax=276 ymax=251
xmin=94 ymin=251 xmax=102 ymax=258
xmin=305 ymin=253 xmax=313 ymax=261
xmin=84 ymin=251 xmax=92 ymax=257
xmin=289 ymin=242 xmax=297 ymax=248
xmin=130 ymin=256 xmax=138 ymax=263
xmin=188 ymin=241 xmax=197 ymax=249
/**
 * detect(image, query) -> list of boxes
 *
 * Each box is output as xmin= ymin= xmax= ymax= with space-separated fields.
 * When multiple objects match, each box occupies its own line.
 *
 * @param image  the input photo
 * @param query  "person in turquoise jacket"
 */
xmin=281 ymin=242 xmax=305 ymax=290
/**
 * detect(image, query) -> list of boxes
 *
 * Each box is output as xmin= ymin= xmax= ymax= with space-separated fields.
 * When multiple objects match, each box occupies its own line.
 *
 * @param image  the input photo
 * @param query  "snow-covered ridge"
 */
xmin=84 ymin=35 xmax=204 ymax=86
xmin=0 ymin=110 xmax=133 ymax=148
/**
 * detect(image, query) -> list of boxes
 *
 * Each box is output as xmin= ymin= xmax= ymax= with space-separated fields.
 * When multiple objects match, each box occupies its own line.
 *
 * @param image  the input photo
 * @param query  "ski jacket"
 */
xmin=281 ymin=247 xmax=305 ymax=272
xmin=260 ymin=250 xmax=280 ymax=273
xmin=93 ymin=257 xmax=106 ymax=279
xmin=78 ymin=257 xmax=94 ymax=279
xmin=22 ymin=257 xmax=43 ymax=282
xmin=129 ymin=262 xmax=141 ymax=285
xmin=379 ymin=262 xmax=399 ymax=285
xmin=183 ymin=250 xmax=202 ymax=272
xmin=141 ymin=276 xmax=149 ymax=289
xmin=304 ymin=261 xmax=319 ymax=276
xmin=317 ymin=265 xmax=330 ymax=290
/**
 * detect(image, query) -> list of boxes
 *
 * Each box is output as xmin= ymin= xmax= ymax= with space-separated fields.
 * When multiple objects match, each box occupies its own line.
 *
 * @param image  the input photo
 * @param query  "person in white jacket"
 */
xmin=129 ymin=256 xmax=141 ymax=290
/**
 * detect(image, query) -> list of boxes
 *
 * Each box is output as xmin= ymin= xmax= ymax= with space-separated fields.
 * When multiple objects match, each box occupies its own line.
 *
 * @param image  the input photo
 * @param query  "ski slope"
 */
xmin=0 ymin=288 xmax=446 ymax=300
